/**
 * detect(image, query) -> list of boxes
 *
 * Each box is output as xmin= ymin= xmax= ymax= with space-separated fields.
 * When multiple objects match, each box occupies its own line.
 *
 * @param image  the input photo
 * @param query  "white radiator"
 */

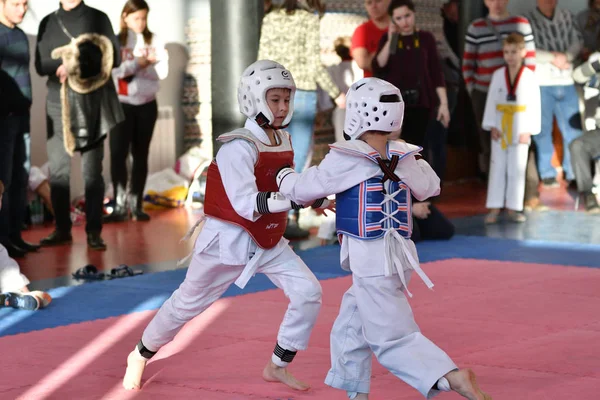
xmin=148 ymin=106 xmax=177 ymax=173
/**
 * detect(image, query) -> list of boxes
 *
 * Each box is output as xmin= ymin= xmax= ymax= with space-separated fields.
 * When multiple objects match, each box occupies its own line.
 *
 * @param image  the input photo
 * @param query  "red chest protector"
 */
xmin=203 ymin=128 xmax=294 ymax=249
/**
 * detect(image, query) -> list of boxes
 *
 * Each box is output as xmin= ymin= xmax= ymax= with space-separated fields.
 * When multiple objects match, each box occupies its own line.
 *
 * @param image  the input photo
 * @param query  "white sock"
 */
xmin=347 ymin=391 xmax=358 ymax=399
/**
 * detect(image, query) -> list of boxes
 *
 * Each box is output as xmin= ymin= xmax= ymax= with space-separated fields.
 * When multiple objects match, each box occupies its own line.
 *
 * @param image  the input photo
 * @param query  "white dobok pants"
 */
xmin=486 ymin=141 xmax=529 ymax=211
xmin=141 ymin=234 xmax=322 ymax=353
xmin=325 ymin=272 xmax=457 ymax=398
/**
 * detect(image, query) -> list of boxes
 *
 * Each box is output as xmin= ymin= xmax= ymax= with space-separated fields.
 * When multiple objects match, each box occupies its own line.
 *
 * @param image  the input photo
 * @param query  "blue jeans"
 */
xmin=0 ymin=114 xmax=30 ymax=242
xmin=287 ymin=90 xmax=318 ymax=172
xmin=535 ymin=85 xmax=583 ymax=180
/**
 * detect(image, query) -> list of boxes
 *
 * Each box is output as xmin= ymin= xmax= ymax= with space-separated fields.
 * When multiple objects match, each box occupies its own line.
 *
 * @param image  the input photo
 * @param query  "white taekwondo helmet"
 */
xmin=343 ymin=77 xmax=404 ymax=140
xmin=238 ymin=59 xmax=296 ymax=129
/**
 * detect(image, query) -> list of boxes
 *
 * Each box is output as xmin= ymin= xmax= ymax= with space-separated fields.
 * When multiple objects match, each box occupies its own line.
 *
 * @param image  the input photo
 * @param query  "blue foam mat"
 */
xmin=2 ymin=235 xmax=600 ymax=337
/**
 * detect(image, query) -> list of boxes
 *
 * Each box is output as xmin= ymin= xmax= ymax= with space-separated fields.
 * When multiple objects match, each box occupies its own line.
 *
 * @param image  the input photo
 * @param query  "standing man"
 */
xmin=351 ymin=0 xmax=390 ymax=78
xmin=527 ymin=0 xmax=583 ymax=187
xmin=35 ymin=0 xmax=123 ymax=251
xmin=0 ymin=0 xmax=39 ymax=258
xmin=462 ymin=0 xmax=536 ymax=177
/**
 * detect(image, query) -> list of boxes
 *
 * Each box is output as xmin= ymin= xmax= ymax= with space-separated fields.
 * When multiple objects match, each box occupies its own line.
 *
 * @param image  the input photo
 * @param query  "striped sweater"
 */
xmin=526 ymin=8 xmax=583 ymax=86
xmin=462 ymin=16 xmax=536 ymax=93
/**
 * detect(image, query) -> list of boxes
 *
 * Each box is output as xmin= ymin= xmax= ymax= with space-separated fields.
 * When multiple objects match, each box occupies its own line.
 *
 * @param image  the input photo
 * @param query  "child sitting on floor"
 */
xmin=0 ymin=180 xmax=52 ymax=310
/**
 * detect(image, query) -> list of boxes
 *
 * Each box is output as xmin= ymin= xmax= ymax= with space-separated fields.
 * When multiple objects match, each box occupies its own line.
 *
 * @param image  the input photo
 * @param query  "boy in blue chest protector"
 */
xmin=277 ymin=77 xmax=491 ymax=400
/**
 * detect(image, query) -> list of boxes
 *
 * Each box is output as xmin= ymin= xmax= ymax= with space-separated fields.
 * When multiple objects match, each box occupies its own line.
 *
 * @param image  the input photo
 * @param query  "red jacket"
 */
xmin=204 ymin=129 xmax=294 ymax=249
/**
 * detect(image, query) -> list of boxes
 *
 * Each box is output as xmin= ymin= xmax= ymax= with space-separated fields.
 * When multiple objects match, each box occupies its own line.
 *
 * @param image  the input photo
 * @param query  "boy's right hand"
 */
xmin=491 ymin=128 xmax=502 ymax=141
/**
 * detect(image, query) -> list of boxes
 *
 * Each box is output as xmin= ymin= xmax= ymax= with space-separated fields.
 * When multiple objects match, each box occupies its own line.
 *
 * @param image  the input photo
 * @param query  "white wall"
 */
xmin=20 ymin=0 xmax=188 ymax=199
xmin=507 ymin=0 xmax=588 ymax=16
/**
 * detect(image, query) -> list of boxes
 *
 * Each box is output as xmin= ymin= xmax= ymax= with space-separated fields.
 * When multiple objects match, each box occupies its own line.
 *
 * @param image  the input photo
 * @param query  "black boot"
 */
xmin=129 ymin=193 xmax=150 ymax=222
xmin=10 ymin=236 xmax=41 ymax=252
xmin=283 ymin=210 xmax=310 ymax=239
xmin=40 ymin=230 xmax=73 ymax=247
xmin=584 ymin=191 xmax=600 ymax=213
xmin=103 ymin=186 xmax=129 ymax=223
xmin=0 ymin=239 xmax=26 ymax=258
xmin=87 ymin=232 xmax=107 ymax=251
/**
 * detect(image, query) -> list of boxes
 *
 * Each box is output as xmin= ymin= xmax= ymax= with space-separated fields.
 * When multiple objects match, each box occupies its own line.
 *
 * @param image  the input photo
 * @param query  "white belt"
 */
xmin=177 ymin=212 xmax=264 ymax=289
xmin=234 ymin=247 xmax=265 ymax=289
xmin=383 ymin=228 xmax=434 ymax=298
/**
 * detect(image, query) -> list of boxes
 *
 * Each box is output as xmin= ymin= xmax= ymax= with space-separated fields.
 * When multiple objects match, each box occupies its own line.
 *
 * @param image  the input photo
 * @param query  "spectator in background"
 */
xmin=577 ymin=0 xmax=600 ymax=61
xmin=441 ymin=0 xmax=460 ymax=56
xmin=374 ymin=0 xmax=450 ymax=151
xmin=462 ymin=0 xmax=536 ymax=177
xmin=104 ymin=0 xmax=169 ymax=224
xmin=527 ymin=0 xmax=583 ymax=187
xmin=258 ymin=0 xmax=345 ymax=239
xmin=327 ymin=37 xmax=356 ymax=142
xmin=0 ymin=0 xmax=39 ymax=258
xmin=570 ymin=54 xmax=600 ymax=213
xmin=351 ymin=0 xmax=390 ymax=77
xmin=0 ymin=180 xmax=52 ymax=311
xmin=35 ymin=0 xmax=124 ymax=251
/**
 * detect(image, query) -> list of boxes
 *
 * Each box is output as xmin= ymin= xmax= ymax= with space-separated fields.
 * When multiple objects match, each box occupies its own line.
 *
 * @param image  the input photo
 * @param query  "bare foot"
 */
xmin=122 ymin=350 xmax=147 ymax=390
xmin=354 ymin=393 xmax=369 ymax=400
xmin=445 ymin=369 xmax=491 ymax=400
xmin=262 ymin=360 xmax=310 ymax=391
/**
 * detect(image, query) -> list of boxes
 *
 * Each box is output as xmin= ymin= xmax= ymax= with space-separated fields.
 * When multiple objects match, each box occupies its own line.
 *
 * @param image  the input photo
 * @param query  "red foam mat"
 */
xmin=3 ymin=259 xmax=600 ymax=399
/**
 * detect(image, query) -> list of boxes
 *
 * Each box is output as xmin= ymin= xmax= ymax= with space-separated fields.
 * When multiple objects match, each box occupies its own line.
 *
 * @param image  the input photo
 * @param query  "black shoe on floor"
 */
xmin=131 ymin=209 xmax=151 ymax=222
xmin=40 ymin=230 xmax=73 ymax=247
xmin=541 ymin=177 xmax=559 ymax=188
xmin=584 ymin=191 xmax=600 ymax=213
xmin=103 ymin=208 xmax=129 ymax=224
xmin=87 ymin=232 xmax=107 ymax=251
xmin=10 ymin=237 xmax=41 ymax=252
xmin=1 ymin=292 xmax=40 ymax=310
xmin=0 ymin=240 xmax=27 ymax=258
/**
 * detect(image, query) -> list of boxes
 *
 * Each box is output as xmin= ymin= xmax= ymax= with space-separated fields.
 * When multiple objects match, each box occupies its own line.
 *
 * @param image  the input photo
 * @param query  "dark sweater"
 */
xmin=35 ymin=1 xmax=120 ymax=103
xmin=0 ymin=22 xmax=31 ymax=116
xmin=372 ymin=30 xmax=445 ymax=112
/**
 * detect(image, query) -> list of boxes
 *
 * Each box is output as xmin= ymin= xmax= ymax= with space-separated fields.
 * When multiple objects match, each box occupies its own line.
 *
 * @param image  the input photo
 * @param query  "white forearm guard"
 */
xmin=255 ymin=192 xmax=301 ymax=214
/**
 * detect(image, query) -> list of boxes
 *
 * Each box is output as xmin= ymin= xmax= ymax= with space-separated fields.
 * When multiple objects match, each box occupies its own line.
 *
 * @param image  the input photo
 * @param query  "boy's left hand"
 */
xmin=519 ymin=133 xmax=531 ymax=144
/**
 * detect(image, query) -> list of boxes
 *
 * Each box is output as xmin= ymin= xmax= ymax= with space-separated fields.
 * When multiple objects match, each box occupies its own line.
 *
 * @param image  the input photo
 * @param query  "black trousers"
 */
xmin=46 ymin=101 xmax=105 ymax=234
xmin=411 ymin=203 xmax=455 ymax=243
xmin=524 ymin=141 xmax=540 ymax=202
xmin=0 ymin=115 xmax=29 ymax=242
xmin=570 ymin=129 xmax=600 ymax=193
xmin=109 ymin=100 xmax=158 ymax=210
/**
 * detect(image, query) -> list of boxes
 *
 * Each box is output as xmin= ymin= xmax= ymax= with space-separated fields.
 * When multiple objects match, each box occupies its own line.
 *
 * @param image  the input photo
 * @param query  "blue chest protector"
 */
xmin=337 ymin=177 xmax=413 ymax=240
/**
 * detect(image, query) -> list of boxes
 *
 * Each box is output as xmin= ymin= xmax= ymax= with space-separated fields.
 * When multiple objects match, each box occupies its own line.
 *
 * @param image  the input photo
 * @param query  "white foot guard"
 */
xmin=437 ymin=377 xmax=451 ymax=391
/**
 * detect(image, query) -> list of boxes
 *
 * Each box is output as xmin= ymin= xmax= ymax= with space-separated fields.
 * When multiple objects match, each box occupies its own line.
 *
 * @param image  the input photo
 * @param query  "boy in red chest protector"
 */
xmin=122 ymin=60 xmax=331 ymax=392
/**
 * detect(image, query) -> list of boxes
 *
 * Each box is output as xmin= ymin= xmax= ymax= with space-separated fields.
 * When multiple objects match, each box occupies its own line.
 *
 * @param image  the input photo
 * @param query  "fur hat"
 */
xmin=51 ymin=34 xmax=114 ymax=155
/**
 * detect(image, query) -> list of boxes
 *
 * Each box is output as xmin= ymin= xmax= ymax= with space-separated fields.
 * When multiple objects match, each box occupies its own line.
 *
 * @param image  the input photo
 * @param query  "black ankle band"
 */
xmin=273 ymin=343 xmax=297 ymax=363
xmin=137 ymin=340 xmax=157 ymax=359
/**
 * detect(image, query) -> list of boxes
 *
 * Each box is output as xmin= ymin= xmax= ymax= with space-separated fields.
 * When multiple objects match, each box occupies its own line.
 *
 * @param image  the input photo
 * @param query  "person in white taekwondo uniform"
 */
xmin=483 ymin=33 xmax=541 ymax=224
xmin=276 ymin=77 xmax=491 ymax=400
xmin=122 ymin=60 xmax=332 ymax=392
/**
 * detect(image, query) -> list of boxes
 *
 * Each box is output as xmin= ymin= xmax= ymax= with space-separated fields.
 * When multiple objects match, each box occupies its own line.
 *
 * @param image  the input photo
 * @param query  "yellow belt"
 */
xmin=496 ymin=104 xmax=526 ymax=150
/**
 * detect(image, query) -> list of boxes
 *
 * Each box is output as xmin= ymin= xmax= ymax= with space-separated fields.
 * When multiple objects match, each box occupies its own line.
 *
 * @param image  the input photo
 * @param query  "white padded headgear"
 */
xmin=343 ymin=77 xmax=404 ymax=140
xmin=238 ymin=60 xmax=296 ymax=128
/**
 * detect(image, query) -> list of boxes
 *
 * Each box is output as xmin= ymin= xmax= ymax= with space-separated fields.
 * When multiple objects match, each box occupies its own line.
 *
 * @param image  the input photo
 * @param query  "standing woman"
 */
xmin=259 ymin=0 xmax=345 ymax=238
xmin=373 ymin=0 xmax=449 ymax=150
xmin=105 ymin=0 xmax=169 ymax=223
